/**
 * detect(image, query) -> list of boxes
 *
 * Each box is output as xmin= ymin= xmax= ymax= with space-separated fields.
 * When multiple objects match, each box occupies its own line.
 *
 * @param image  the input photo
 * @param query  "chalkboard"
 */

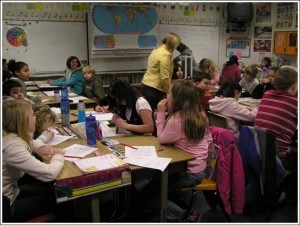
xmin=2 ymin=21 xmax=88 ymax=73
xmin=158 ymin=24 xmax=220 ymax=65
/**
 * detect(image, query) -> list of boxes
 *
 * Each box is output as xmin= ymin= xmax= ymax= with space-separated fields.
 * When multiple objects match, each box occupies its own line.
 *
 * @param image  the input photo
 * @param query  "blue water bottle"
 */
xmin=61 ymin=86 xmax=68 ymax=99
xmin=86 ymin=113 xmax=97 ymax=146
xmin=77 ymin=99 xmax=86 ymax=122
xmin=60 ymin=96 xmax=70 ymax=127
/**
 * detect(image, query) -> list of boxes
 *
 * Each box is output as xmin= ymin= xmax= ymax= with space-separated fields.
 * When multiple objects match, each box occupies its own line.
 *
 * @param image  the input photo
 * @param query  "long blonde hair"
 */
xmin=161 ymin=32 xmax=181 ymax=52
xmin=199 ymin=58 xmax=218 ymax=76
xmin=3 ymin=100 xmax=32 ymax=146
xmin=169 ymin=80 xmax=209 ymax=142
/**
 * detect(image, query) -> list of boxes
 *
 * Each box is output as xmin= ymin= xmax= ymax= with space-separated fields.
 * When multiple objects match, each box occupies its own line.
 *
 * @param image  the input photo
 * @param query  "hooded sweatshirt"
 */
xmin=209 ymin=97 xmax=257 ymax=137
xmin=221 ymin=64 xmax=241 ymax=82
xmin=82 ymin=76 xmax=105 ymax=101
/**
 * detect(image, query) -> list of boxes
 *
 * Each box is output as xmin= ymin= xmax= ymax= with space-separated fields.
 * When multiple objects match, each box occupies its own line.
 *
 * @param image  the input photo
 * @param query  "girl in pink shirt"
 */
xmin=156 ymin=80 xmax=212 ymax=190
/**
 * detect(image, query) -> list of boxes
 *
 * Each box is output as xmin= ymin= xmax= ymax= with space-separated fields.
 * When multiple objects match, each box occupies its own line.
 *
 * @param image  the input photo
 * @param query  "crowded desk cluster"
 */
xmin=2 ymin=30 xmax=298 ymax=223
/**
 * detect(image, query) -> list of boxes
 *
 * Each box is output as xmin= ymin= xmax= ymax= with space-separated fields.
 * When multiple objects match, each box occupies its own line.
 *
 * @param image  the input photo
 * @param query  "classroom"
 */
xmin=1 ymin=1 xmax=299 ymax=223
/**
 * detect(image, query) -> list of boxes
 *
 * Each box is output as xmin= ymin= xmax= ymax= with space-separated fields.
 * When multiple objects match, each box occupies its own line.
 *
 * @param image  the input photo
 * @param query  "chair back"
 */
xmin=207 ymin=111 xmax=228 ymax=129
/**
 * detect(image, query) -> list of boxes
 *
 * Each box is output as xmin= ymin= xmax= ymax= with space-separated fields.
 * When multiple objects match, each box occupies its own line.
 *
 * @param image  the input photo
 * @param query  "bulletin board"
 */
xmin=226 ymin=38 xmax=251 ymax=58
xmin=2 ymin=21 xmax=88 ymax=72
xmin=158 ymin=24 xmax=219 ymax=64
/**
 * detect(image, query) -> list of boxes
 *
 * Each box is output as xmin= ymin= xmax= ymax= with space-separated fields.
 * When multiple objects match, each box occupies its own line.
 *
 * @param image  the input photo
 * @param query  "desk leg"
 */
xmin=160 ymin=169 xmax=168 ymax=222
xmin=91 ymin=195 xmax=100 ymax=222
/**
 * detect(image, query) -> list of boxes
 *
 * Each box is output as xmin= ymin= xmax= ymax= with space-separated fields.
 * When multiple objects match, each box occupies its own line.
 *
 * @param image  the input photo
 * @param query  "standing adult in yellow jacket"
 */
xmin=141 ymin=32 xmax=181 ymax=111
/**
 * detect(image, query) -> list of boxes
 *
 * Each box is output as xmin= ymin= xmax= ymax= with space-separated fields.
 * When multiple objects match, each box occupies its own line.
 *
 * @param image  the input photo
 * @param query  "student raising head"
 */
xmin=193 ymin=71 xmax=213 ymax=111
xmin=47 ymin=56 xmax=84 ymax=95
xmin=209 ymin=79 xmax=257 ymax=138
xmin=3 ymin=79 xmax=32 ymax=103
xmin=7 ymin=59 xmax=41 ymax=104
xmin=82 ymin=65 xmax=105 ymax=102
xmin=239 ymin=64 xmax=259 ymax=97
xmin=2 ymin=100 xmax=65 ymax=222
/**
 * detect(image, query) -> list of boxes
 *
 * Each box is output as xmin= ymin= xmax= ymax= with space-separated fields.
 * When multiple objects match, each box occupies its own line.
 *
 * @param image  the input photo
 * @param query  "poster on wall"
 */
xmin=254 ymin=26 xmax=272 ymax=39
xmin=256 ymin=3 xmax=271 ymax=23
xmin=226 ymin=39 xmax=251 ymax=58
xmin=276 ymin=3 xmax=294 ymax=28
xmin=253 ymin=40 xmax=271 ymax=52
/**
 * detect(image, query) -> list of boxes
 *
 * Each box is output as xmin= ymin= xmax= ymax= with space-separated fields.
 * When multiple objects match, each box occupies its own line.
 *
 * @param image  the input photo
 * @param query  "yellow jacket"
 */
xmin=142 ymin=44 xmax=173 ymax=93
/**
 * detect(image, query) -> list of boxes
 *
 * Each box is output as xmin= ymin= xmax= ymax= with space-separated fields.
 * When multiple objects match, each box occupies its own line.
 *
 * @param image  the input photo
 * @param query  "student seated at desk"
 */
xmin=82 ymin=65 xmax=105 ymax=102
xmin=32 ymin=104 xmax=56 ymax=141
xmin=209 ymin=79 xmax=257 ymax=138
xmin=172 ymin=63 xmax=184 ymax=80
xmin=198 ymin=58 xmax=220 ymax=87
xmin=47 ymin=56 xmax=84 ymax=95
xmin=2 ymin=79 xmax=33 ymax=103
xmin=252 ymin=66 xmax=279 ymax=99
xmin=239 ymin=64 xmax=259 ymax=97
xmin=143 ymin=80 xmax=211 ymax=220
xmin=8 ymin=59 xmax=41 ymax=104
xmin=254 ymin=66 xmax=298 ymax=205
xmin=95 ymin=78 xmax=154 ymax=134
xmin=2 ymin=100 xmax=65 ymax=222
xmin=193 ymin=71 xmax=213 ymax=112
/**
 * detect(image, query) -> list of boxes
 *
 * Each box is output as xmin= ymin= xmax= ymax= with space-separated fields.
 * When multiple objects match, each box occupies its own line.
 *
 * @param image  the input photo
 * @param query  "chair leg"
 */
xmin=202 ymin=190 xmax=219 ymax=209
xmin=182 ymin=190 xmax=197 ymax=222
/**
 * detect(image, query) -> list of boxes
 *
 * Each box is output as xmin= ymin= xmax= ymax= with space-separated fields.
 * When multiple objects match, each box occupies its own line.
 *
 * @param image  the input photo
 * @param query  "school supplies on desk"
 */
xmin=54 ymin=153 xmax=131 ymax=202
xmin=73 ymin=153 xmax=127 ymax=173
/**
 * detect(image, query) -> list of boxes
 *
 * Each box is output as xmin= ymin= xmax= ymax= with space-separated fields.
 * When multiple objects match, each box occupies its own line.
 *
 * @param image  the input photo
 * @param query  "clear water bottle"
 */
xmin=77 ymin=99 xmax=86 ymax=123
xmin=54 ymin=90 xmax=61 ymax=103
xmin=61 ymin=86 xmax=68 ymax=99
xmin=86 ymin=113 xmax=97 ymax=146
xmin=60 ymin=96 xmax=70 ymax=127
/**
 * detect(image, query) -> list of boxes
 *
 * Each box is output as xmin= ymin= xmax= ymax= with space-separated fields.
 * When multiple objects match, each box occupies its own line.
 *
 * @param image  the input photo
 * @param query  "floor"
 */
xmin=95 ymin=182 xmax=298 ymax=223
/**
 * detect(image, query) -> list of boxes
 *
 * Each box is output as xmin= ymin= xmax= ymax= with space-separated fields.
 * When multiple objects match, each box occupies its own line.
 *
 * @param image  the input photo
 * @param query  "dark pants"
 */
xmin=141 ymin=84 xmax=166 ymax=111
xmin=11 ymin=181 xmax=56 ymax=222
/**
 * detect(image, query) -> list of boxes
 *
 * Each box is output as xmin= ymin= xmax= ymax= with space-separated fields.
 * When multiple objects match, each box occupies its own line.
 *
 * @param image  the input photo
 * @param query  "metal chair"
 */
xmin=181 ymin=143 xmax=230 ymax=222
xmin=207 ymin=111 xmax=228 ymax=129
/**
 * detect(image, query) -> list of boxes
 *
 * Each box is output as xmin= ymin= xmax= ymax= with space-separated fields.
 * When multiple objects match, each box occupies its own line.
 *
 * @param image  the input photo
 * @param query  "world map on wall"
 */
xmin=92 ymin=5 xmax=158 ymax=34
xmin=6 ymin=27 xmax=28 ymax=47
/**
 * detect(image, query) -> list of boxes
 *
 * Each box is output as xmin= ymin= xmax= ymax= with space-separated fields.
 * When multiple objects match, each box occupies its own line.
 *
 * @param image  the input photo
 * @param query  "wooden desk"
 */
xmin=53 ymin=135 xmax=194 ymax=222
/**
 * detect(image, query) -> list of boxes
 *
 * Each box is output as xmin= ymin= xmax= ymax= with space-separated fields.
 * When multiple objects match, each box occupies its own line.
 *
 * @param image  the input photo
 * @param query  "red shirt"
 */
xmin=254 ymin=89 xmax=298 ymax=157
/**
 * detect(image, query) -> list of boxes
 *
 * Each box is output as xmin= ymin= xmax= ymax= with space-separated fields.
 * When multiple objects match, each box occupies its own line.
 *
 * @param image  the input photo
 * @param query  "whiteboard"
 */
xmin=158 ymin=24 xmax=220 ymax=65
xmin=2 ymin=21 xmax=88 ymax=73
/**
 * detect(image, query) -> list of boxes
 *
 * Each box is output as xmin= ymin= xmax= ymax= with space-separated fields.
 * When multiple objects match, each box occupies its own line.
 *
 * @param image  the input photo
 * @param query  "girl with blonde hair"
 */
xmin=2 ymin=100 xmax=65 ymax=221
xmin=199 ymin=58 xmax=220 ymax=87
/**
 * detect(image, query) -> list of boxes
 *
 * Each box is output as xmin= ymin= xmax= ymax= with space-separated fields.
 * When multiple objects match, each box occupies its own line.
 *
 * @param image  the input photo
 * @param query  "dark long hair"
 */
xmin=107 ymin=78 xmax=140 ymax=114
xmin=216 ymin=79 xmax=242 ymax=97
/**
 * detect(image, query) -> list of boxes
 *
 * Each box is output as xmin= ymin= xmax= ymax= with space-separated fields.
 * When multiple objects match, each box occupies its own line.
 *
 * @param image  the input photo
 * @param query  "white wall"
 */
xmin=2 ymin=2 xmax=298 ymax=73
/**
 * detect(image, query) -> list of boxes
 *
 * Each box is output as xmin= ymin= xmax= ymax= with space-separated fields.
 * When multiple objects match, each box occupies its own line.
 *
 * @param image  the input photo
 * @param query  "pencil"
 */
xmin=65 ymin=155 xmax=82 ymax=159
xmin=119 ymin=143 xmax=138 ymax=150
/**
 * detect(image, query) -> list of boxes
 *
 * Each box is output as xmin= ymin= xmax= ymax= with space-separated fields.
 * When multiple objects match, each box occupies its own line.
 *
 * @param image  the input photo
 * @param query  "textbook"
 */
xmin=54 ymin=154 xmax=131 ymax=202
xmin=205 ymin=143 xmax=219 ymax=181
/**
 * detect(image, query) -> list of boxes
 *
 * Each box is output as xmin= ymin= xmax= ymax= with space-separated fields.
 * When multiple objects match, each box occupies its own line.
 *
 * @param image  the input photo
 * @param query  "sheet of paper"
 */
xmin=124 ymin=157 xmax=172 ymax=172
xmin=100 ymin=122 xmax=117 ymax=137
xmin=46 ymin=135 xmax=73 ymax=145
xmin=125 ymin=146 xmax=157 ymax=158
xmin=63 ymin=144 xmax=98 ymax=158
xmin=85 ymin=112 xmax=114 ymax=121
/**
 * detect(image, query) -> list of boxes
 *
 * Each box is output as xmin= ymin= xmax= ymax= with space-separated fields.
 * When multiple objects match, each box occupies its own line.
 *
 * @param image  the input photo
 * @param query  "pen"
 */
xmin=65 ymin=155 xmax=82 ymax=159
xmin=119 ymin=143 xmax=138 ymax=150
